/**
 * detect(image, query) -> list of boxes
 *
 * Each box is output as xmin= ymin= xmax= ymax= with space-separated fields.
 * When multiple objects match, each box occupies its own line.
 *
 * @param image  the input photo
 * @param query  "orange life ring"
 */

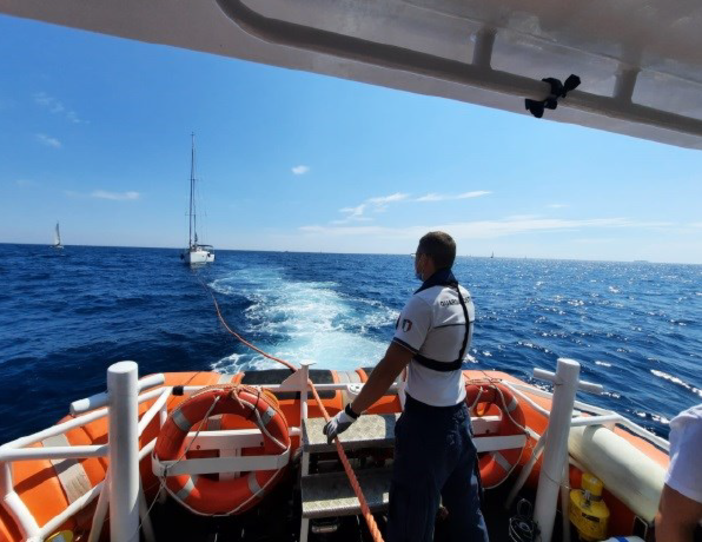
xmin=465 ymin=381 xmax=526 ymax=489
xmin=154 ymin=385 xmax=290 ymax=515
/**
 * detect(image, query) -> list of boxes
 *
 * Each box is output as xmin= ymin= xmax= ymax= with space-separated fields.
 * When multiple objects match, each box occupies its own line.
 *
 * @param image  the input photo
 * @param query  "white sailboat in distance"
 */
xmin=52 ymin=222 xmax=64 ymax=250
xmin=181 ymin=133 xmax=215 ymax=265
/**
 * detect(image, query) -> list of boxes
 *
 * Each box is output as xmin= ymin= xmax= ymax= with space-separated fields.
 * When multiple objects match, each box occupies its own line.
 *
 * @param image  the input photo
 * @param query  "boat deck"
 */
xmin=149 ymin=477 xmax=550 ymax=541
xmin=149 ymin=411 xmax=550 ymax=542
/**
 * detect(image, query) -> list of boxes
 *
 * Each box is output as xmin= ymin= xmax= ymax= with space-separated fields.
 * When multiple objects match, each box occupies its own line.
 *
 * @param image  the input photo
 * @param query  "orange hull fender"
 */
xmin=154 ymin=385 xmax=290 ymax=515
xmin=465 ymin=380 xmax=527 ymax=489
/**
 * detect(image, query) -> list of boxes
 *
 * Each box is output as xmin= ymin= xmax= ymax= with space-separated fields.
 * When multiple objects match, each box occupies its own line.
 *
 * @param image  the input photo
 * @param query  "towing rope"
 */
xmin=203 ymin=281 xmax=385 ymax=542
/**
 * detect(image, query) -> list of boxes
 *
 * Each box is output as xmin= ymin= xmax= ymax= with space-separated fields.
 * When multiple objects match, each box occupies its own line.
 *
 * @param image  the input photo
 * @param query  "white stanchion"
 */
xmin=107 ymin=361 xmax=140 ymax=542
xmin=505 ymin=430 xmax=547 ymax=508
xmin=533 ymin=358 xmax=581 ymax=542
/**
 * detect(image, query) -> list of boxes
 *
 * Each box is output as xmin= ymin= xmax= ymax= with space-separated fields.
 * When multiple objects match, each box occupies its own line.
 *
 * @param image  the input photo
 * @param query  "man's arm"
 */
xmin=655 ymin=484 xmax=702 ymax=542
xmin=323 ymin=295 xmax=428 ymax=443
xmin=349 ymin=342 xmax=414 ymax=414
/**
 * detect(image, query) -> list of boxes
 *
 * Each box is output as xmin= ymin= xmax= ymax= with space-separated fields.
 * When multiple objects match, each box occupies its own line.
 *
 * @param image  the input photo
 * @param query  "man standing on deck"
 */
xmin=324 ymin=231 xmax=489 ymax=542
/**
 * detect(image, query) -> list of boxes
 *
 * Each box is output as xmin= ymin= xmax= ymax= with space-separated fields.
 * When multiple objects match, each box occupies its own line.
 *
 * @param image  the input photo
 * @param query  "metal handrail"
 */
xmin=0 ymin=387 xmax=164 ymax=453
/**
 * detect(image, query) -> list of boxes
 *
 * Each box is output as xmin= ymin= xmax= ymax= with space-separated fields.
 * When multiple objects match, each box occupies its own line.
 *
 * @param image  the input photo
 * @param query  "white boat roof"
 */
xmin=3 ymin=0 xmax=702 ymax=149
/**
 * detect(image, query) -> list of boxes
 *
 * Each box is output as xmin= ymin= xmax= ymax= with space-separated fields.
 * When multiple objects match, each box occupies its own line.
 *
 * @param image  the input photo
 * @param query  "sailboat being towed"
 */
xmin=181 ymin=133 xmax=215 ymax=265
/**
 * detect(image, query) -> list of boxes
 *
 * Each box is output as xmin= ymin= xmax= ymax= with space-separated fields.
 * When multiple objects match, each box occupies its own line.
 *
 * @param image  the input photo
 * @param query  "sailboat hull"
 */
xmin=183 ymin=249 xmax=215 ymax=265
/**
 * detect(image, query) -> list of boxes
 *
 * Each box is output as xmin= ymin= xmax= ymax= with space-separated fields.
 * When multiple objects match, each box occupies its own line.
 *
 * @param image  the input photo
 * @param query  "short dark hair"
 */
xmin=418 ymin=231 xmax=456 ymax=269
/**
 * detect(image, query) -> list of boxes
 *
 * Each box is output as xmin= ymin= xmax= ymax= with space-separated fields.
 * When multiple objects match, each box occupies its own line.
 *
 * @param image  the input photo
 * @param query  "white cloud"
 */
xmin=572 ymin=238 xmax=619 ymax=245
xmin=368 ymin=193 xmax=409 ymax=205
xmin=337 ymin=203 xmax=368 ymax=223
xmin=34 ymin=92 xmax=63 ymax=113
xmin=335 ymin=193 xmax=411 ymax=224
xmin=415 ymin=193 xmax=443 ymax=202
xmin=335 ymin=190 xmax=489 ymax=224
xmin=66 ymin=189 xmax=141 ymax=201
xmin=34 ymin=91 xmax=84 ymax=123
xmin=300 ymin=224 xmax=387 ymax=235
xmin=301 ymin=215 xmax=673 ymax=239
xmin=66 ymin=111 xmax=81 ymax=124
xmin=91 ymin=190 xmax=141 ymax=201
xmin=36 ymin=134 xmax=62 ymax=148
xmin=547 ymin=203 xmax=569 ymax=209
xmin=291 ymin=165 xmax=310 ymax=175
xmin=457 ymin=191 xmax=491 ymax=199
xmin=415 ymin=191 xmax=491 ymax=202
xmin=331 ymin=218 xmax=372 ymax=225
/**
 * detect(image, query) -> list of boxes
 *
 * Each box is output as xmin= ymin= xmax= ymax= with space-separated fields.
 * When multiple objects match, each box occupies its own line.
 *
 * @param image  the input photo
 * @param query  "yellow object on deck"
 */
xmin=47 ymin=531 xmax=73 ymax=542
xmin=569 ymin=473 xmax=610 ymax=541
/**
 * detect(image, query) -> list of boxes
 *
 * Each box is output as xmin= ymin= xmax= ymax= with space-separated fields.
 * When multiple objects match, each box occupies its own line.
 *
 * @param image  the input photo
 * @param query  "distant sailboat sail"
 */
xmin=53 ymin=222 xmax=64 ymax=250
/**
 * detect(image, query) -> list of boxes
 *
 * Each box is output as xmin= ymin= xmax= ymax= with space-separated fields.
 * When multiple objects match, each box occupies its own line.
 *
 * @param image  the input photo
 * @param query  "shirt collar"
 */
xmin=415 ymin=268 xmax=458 ymax=294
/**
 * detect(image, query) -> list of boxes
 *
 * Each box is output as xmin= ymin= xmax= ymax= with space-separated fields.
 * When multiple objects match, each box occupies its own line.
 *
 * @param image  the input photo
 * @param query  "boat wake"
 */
xmin=209 ymin=265 xmax=394 ymax=372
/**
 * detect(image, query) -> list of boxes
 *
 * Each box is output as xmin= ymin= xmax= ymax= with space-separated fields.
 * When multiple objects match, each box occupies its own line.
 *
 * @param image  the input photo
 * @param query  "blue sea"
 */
xmin=0 ymin=244 xmax=700 ymax=443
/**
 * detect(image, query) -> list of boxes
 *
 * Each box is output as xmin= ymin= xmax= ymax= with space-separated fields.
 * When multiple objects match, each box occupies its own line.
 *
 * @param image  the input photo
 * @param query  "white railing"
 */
xmin=0 ymin=362 xmax=165 ymax=542
xmin=0 ymin=361 xmax=401 ymax=542
xmin=0 ymin=358 xmax=668 ymax=542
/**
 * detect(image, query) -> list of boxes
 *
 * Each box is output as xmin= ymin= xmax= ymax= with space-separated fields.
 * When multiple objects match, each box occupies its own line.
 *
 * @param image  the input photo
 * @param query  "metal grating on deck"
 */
xmin=301 ymin=468 xmax=392 ymax=519
xmin=302 ymin=413 xmax=399 ymax=453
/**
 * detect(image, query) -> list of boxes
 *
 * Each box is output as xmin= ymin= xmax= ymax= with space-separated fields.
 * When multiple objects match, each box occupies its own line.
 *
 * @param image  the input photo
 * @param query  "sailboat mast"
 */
xmin=189 ymin=133 xmax=196 ymax=248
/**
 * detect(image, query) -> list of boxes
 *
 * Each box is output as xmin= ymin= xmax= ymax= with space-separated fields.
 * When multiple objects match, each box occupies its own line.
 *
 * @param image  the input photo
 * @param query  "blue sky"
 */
xmin=1 ymin=15 xmax=701 ymax=263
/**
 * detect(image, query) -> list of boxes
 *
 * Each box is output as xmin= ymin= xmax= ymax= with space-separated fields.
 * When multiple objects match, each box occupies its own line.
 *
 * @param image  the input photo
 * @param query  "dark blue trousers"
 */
xmin=387 ymin=394 xmax=489 ymax=542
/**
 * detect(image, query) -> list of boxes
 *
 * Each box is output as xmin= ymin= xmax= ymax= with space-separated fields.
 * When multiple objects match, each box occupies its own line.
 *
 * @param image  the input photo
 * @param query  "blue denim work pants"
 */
xmin=386 ymin=394 xmax=489 ymax=542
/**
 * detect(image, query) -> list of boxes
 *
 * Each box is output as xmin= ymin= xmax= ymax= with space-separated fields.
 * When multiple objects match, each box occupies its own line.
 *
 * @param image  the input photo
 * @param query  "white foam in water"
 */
xmin=210 ymin=352 xmax=245 ymax=373
xmin=210 ymin=267 xmax=390 ymax=372
xmin=651 ymin=369 xmax=702 ymax=398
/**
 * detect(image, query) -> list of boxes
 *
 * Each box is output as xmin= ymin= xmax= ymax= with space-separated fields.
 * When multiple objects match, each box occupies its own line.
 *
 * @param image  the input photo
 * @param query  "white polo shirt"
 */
xmin=665 ymin=403 xmax=702 ymax=504
xmin=392 ymin=271 xmax=475 ymax=407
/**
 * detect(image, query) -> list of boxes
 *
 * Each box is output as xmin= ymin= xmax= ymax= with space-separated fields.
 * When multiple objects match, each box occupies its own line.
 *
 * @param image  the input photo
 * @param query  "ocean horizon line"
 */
xmin=0 ymin=242 xmax=699 ymax=266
